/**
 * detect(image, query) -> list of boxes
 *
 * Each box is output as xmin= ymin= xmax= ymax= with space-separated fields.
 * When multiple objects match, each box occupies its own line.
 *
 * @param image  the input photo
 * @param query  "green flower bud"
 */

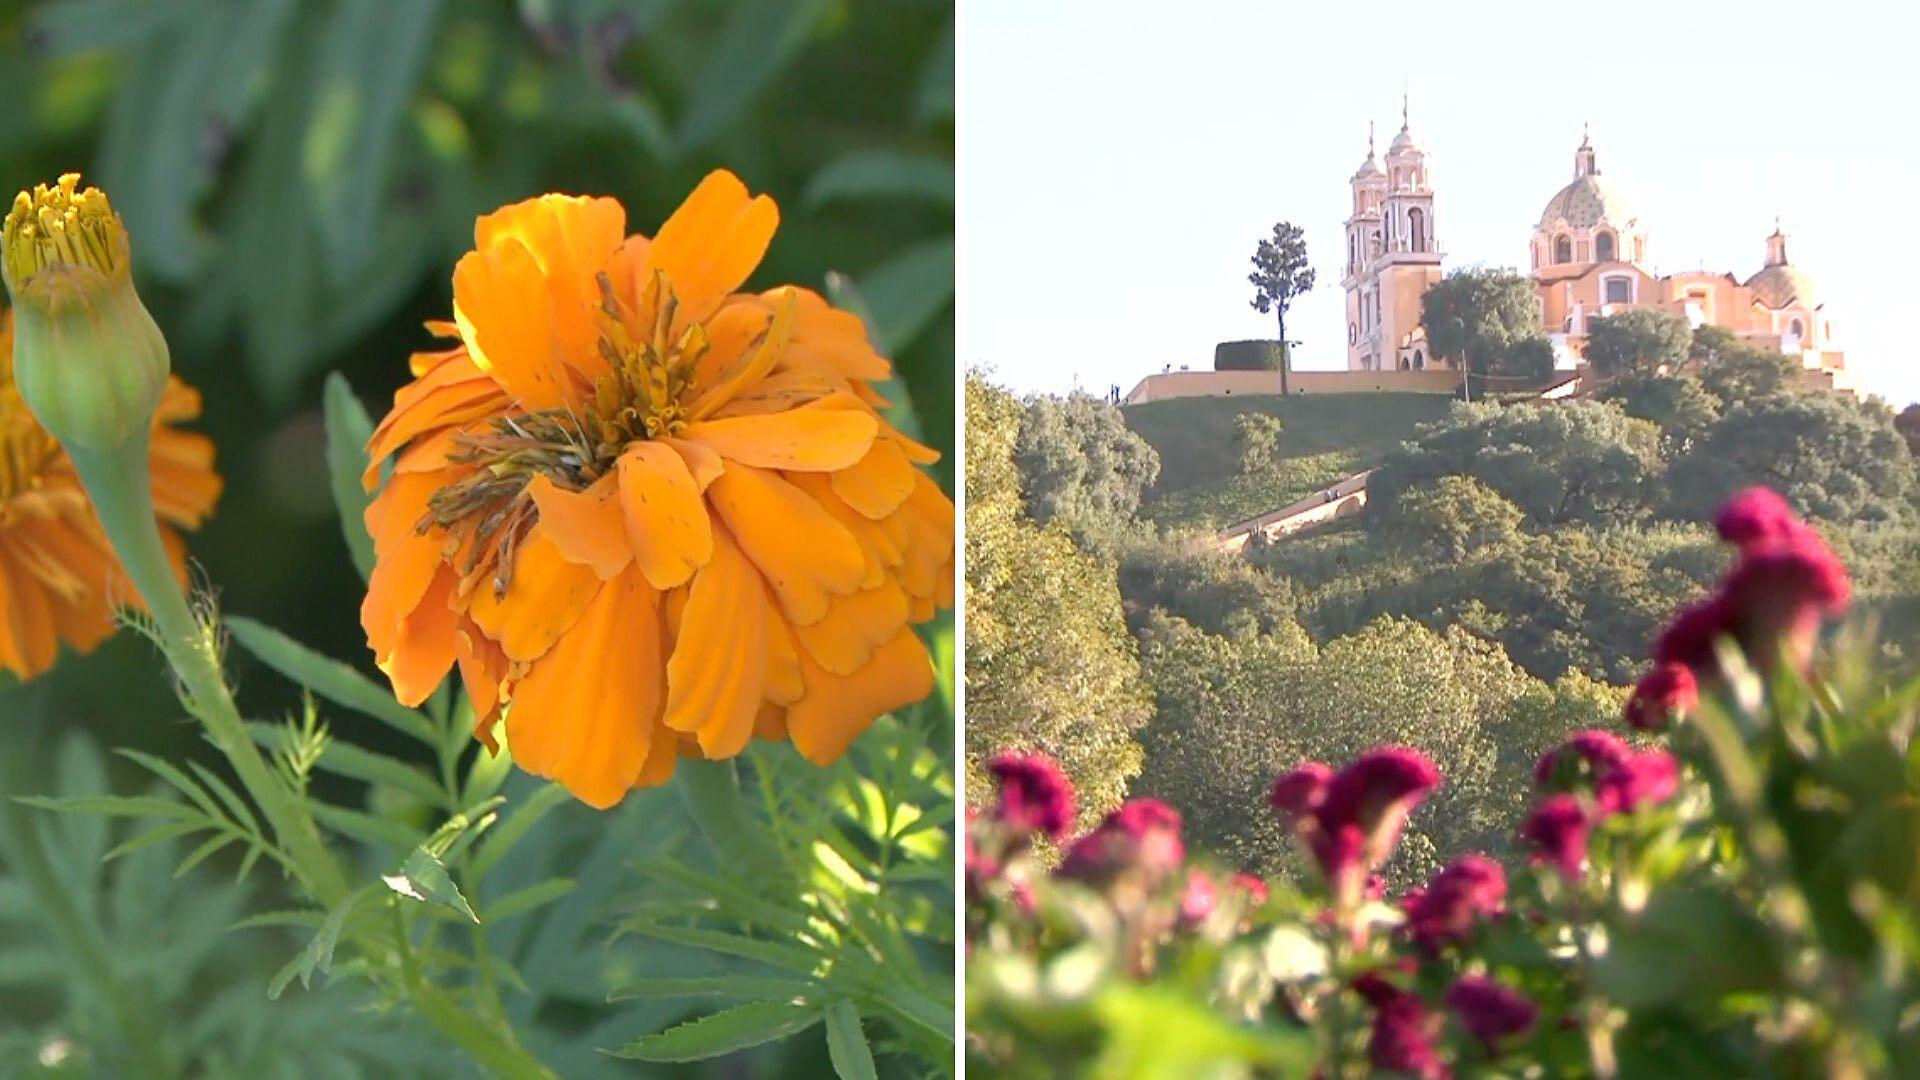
xmin=1 ymin=174 xmax=169 ymax=452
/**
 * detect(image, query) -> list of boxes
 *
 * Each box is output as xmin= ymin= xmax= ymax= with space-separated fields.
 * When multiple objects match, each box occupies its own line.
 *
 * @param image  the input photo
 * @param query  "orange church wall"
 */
xmin=1123 ymin=368 xmax=1462 ymax=403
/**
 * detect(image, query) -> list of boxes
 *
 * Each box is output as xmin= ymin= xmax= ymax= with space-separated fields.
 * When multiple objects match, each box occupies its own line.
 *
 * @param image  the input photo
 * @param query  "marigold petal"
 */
xmin=829 ymin=437 xmax=917 ymax=519
xmin=778 ymin=287 xmax=892 ymax=382
xmin=381 ymin=568 xmax=458 ymax=706
xmin=663 ymin=527 xmax=767 ymax=759
xmin=505 ymin=568 xmax=662 ymax=808
xmin=763 ymin=606 xmax=805 ymax=705
xmin=683 ymin=402 xmax=877 ymax=472
xmin=789 ymin=628 xmax=934 ymax=766
xmin=363 ymin=527 xmax=447 ymax=667
xmin=793 ymin=580 xmax=911 ymax=676
xmin=0 ymin=542 xmax=58 ymax=679
xmin=706 ymin=463 xmax=864 ymax=625
xmin=455 ymin=626 xmax=508 ymax=741
xmin=686 ymin=288 xmax=796 ymax=421
xmin=616 ymin=441 xmax=714 ymax=589
xmin=472 ymin=193 xmax=625 ymax=388
xmin=662 ymin=436 xmax=725 ymax=492
xmin=527 ymin=474 xmax=632 ymax=580
xmin=452 ymin=238 xmax=573 ymax=411
xmin=641 ymin=169 xmax=779 ymax=328
xmin=467 ymin=531 xmax=603 ymax=663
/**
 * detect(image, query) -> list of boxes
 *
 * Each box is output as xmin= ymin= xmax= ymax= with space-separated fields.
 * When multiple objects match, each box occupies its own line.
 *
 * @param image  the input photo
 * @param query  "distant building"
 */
xmin=1342 ymin=101 xmax=1444 ymax=373
xmin=1530 ymin=131 xmax=1847 ymax=388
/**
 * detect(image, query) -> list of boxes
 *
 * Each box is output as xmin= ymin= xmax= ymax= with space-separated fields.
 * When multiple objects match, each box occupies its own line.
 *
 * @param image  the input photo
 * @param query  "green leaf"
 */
xmin=310 ymin=801 xmax=417 ymax=852
xmin=851 ymin=238 xmax=954 ymax=356
xmin=824 ymin=1001 xmax=878 ymax=1080
xmin=912 ymin=17 xmax=954 ymax=127
xmin=482 ymin=877 xmax=575 ymax=922
xmin=612 ymin=1000 xmax=823 ymax=1062
xmin=249 ymin=724 xmax=447 ymax=808
xmin=676 ymin=0 xmax=831 ymax=151
xmin=607 ymin=976 xmax=824 ymax=1002
xmin=323 ymin=373 xmax=377 ymax=581
xmin=227 ymin=617 xmax=436 ymax=743
xmin=803 ymin=151 xmax=953 ymax=211
xmin=173 ymin=833 xmax=237 ymax=878
xmin=384 ymin=846 xmax=479 ymax=923
xmin=469 ymin=782 xmax=571 ymax=882
xmin=14 ymin=795 xmax=199 ymax=820
xmin=101 ymin=820 xmax=204 ymax=862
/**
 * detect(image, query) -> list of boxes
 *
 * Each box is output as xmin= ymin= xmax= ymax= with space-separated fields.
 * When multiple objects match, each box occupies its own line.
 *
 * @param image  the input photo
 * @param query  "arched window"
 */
xmin=1349 ymin=322 xmax=1358 ymax=345
xmin=1554 ymin=235 xmax=1572 ymax=264
xmin=1413 ymin=349 xmax=1425 ymax=370
xmin=1370 ymin=230 xmax=1382 ymax=256
xmin=1408 ymin=208 xmax=1426 ymax=253
xmin=1595 ymin=230 xmax=1616 ymax=262
xmin=1789 ymin=318 xmax=1804 ymax=338
xmin=1348 ymin=234 xmax=1356 ymax=270
xmin=1399 ymin=356 xmax=1411 ymax=370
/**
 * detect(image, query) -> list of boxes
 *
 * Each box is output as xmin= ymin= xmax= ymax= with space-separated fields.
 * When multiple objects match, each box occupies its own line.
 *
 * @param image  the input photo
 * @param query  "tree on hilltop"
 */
xmin=1420 ymin=268 xmax=1550 ymax=379
xmin=1584 ymin=308 xmax=1691 ymax=379
xmin=1248 ymin=222 xmax=1315 ymax=396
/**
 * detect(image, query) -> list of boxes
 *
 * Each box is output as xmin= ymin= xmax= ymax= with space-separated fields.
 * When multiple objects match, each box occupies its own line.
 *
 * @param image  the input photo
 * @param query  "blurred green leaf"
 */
xmin=852 ymin=237 xmax=954 ymax=356
xmin=323 ymin=372 xmax=378 ymax=581
xmin=824 ymin=1001 xmax=878 ymax=1080
xmin=676 ymin=0 xmax=832 ymax=151
xmin=912 ymin=16 xmax=954 ymax=127
xmin=804 ymin=150 xmax=953 ymax=211
xmin=613 ymin=1000 xmax=823 ymax=1062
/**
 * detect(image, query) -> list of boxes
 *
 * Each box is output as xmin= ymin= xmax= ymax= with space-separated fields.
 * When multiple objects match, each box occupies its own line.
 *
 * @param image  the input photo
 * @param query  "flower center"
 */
xmin=423 ymin=271 xmax=705 ymax=599
xmin=3 ymin=173 xmax=125 ymax=290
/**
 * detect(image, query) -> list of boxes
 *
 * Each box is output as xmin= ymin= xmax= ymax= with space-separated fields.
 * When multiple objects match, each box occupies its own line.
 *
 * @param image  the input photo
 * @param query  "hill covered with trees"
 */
xmin=966 ymin=332 xmax=1920 ymax=879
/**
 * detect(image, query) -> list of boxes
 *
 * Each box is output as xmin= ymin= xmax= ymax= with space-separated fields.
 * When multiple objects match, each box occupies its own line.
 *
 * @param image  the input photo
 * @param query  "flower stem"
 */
xmin=64 ymin=435 xmax=348 ymax=907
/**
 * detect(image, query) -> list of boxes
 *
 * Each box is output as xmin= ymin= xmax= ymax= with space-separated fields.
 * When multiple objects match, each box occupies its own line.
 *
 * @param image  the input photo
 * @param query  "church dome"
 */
xmin=1746 ymin=263 xmax=1818 ymax=309
xmin=1387 ymin=125 xmax=1420 ymax=156
xmin=1538 ymin=174 xmax=1635 ymax=230
xmin=1352 ymin=153 xmax=1383 ymax=180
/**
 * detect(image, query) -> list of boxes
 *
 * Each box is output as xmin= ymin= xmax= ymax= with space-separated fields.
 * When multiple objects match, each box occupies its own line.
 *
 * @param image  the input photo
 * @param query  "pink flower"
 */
xmin=1535 ymin=730 xmax=1631 ymax=791
xmin=1599 ymin=750 xmax=1678 ymax=814
xmin=1269 ymin=761 xmax=1332 ymax=817
xmin=1402 ymin=854 xmax=1506 ymax=953
xmin=1625 ymin=662 xmax=1697 ymax=730
xmin=1178 ymin=870 xmax=1218 ymax=927
xmin=1228 ymin=871 xmax=1269 ymax=905
xmin=1446 ymin=976 xmax=1537 ymax=1049
xmin=1353 ymin=973 xmax=1449 ymax=1079
xmin=987 ymin=751 xmax=1077 ymax=842
xmin=1522 ymin=794 xmax=1590 ymax=880
xmin=1715 ymin=486 xmax=1800 ymax=550
xmin=1652 ymin=596 xmax=1735 ymax=672
xmin=1059 ymin=798 xmax=1185 ymax=885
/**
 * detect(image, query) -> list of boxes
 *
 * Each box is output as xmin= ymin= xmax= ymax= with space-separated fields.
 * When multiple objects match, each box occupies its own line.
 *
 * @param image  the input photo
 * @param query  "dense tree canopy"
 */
xmin=1583 ymin=308 xmax=1691 ymax=379
xmin=968 ymin=374 xmax=1153 ymax=825
xmin=1670 ymin=392 xmax=1919 ymax=524
xmin=1371 ymin=400 xmax=1664 ymax=527
xmin=1388 ymin=475 xmax=1525 ymax=561
xmin=1420 ymin=268 xmax=1550 ymax=377
xmin=1233 ymin=412 xmax=1285 ymax=480
xmin=1014 ymin=391 xmax=1161 ymax=537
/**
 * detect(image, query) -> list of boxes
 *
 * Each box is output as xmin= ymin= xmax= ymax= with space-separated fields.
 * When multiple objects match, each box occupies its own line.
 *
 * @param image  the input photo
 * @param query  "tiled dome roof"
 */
xmin=1745 ymin=264 xmax=1818 ymax=309
xmin=1538 ymin=175 xmax=1635 ymax=230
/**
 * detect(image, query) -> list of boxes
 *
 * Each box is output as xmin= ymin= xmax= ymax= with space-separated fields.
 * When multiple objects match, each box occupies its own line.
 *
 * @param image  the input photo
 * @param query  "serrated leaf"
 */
xmin=174 ymin=833 xmax=237 ymax=878
xmin=102 ymin=820 xmax=204 ymax=862
xmin=612 ymin=1000 xmax=823 ymax=1062
xmin=608 ymin=976 xmax=823 ymax=1002
xmin=803 ymin=151 xmax=953 ymax=211
xmin=323 ymin=373 xmax=377 ymax=580
xmin=825 ymin=1001 xmax=878 ymax=1080
xmin=14 ymin=795 xmax=200 ymax=820
xmin=384 ymin=846 xmax=478 ymax=923
xmin=227 ymin=617 xmax=435 ymax=743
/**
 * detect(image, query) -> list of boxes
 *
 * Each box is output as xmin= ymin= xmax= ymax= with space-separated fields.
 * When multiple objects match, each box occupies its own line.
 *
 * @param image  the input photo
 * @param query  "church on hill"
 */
xmin=1340 ymin=109 xmax=1851 ymax=390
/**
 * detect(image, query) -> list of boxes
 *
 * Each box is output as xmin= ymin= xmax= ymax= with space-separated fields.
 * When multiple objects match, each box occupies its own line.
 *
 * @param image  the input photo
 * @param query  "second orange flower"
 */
xmin=361 ymin=171 xmax=953 ymax=808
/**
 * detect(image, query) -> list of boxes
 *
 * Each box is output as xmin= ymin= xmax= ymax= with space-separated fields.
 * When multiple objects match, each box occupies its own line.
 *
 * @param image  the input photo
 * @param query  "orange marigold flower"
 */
xmin=0 ymin=308 xmax=221 ymax=680
xmin=361 ymin=171 xmax=954 ymax=808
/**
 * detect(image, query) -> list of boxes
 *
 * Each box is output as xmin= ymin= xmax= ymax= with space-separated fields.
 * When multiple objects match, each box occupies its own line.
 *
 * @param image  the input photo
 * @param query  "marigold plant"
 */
xmin=361 ymin=170 xmax=953 ymax=807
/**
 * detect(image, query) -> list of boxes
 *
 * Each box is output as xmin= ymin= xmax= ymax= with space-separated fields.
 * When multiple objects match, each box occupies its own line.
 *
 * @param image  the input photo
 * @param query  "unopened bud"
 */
xmin=2 ymin=174 xmax=169 ymax=451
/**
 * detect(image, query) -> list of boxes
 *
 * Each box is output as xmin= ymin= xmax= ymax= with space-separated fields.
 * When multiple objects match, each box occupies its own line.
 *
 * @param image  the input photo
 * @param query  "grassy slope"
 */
xmin=1124 ymin=393 xmax=1455 ymax=531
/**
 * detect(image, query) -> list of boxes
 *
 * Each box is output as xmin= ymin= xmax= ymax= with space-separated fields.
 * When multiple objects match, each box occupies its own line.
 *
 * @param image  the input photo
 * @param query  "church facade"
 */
xmin=1343 ymin=117 xmax=1851 ymax=389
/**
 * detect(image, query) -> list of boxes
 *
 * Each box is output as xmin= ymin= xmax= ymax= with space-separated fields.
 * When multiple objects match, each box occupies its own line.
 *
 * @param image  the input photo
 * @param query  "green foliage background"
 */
xmin=1 ymin=1 xmax=954 ymax=1075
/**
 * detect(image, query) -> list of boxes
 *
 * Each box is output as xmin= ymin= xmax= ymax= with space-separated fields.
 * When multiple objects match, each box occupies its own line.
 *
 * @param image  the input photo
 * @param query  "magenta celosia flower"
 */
xmin=1625 ymin=661 xmax=1698 ymax=731
xmin=1178 ymin=870 xmax=1217 ymax=927
xmin=1522 ymin=794 xmax=1590 ymax=880
xmin=1652 ymin=595 xmax=1734 ymax=672
xmin=1269 ymin=761 xmax=1332 ymax=817
xmin=1059 ymin=798 xmax=1185 ymax=885
xmin=1598 ymin=750 xmax=1679 ymax=814
xmin=1446 ymin=975 xmax=1537 ymax=1049
xmin=987 ymin=751 xmax=1077 ymax=842
xmin=1402 ymin=854 xmax=1506 ymax=953
xmin=1353 ymin=973 xmax=1449 ymax=1079
xmin=1228 ymin=870 xmax=1269 ymax=905
xmin=1715 ymin=486 xmax=1800 ymax=550
xmin=1534 ymin=730 xmax=1632 ymax=790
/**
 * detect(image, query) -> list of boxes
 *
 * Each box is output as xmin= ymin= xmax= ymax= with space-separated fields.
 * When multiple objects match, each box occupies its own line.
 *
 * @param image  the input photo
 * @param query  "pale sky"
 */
xmin=959 ymin=0 xmax=1919 ymax=408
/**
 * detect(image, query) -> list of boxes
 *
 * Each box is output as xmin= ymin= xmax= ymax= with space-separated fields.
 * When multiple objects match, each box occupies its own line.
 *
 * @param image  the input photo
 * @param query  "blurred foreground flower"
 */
xmin=361 ymin=170 xmax=953 ymax=807
xmin=0 ymin=177 xmax=220 ymax=681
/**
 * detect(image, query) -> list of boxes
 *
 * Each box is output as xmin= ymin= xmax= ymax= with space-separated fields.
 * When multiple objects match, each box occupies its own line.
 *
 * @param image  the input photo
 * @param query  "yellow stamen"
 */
xmin=2 ymin=173 xmax=127 ymax=290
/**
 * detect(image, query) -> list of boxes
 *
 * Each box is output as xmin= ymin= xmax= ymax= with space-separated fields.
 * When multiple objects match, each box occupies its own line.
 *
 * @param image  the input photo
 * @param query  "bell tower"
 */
xmin=1345 ymin=97 xmax=1445 ymax=372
